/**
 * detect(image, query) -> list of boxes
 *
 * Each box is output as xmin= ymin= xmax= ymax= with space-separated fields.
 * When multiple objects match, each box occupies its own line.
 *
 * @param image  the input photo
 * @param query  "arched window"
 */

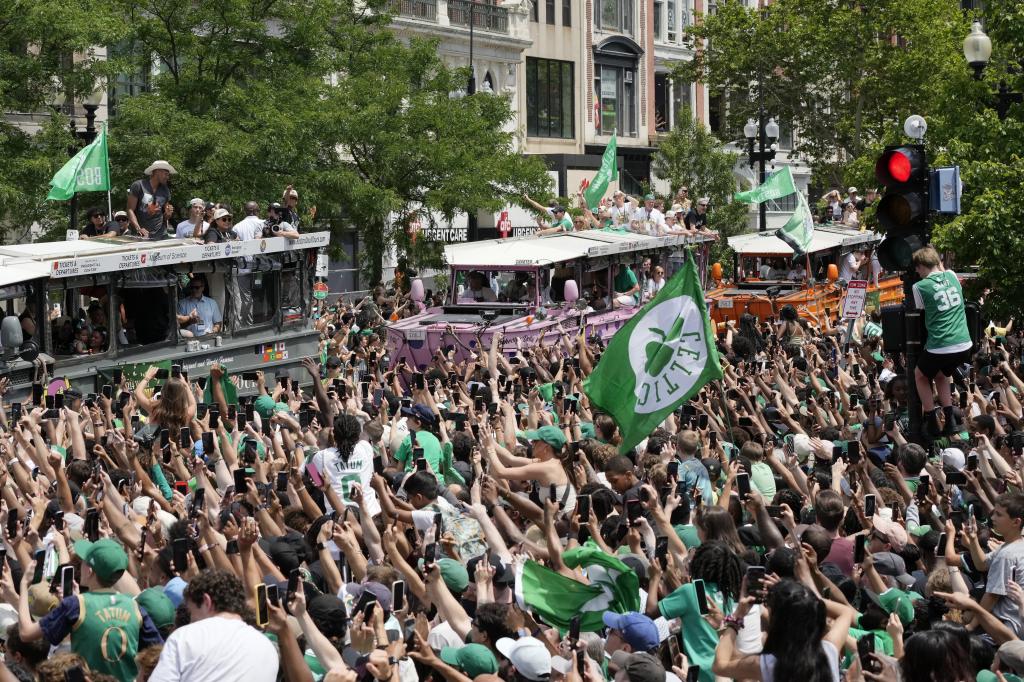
xmin=593 ymin=36 xmax=642 ymax=136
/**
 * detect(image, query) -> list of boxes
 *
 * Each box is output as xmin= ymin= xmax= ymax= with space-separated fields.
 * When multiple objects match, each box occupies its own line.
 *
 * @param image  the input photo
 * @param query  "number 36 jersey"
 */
xmin=913 ymin=270 xmax=972 ymax=354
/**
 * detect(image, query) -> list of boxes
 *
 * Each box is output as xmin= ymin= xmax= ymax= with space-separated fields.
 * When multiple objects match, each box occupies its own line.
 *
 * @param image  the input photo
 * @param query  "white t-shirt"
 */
xmin=175 ymin=219 xmax=207 ymax=238
xmin=312 ymin=441 xmax=380 ymax=517
xmin=149 ymin=616 xmax=279 ymax=682
xmin=839 ymin=253 xmax=861 ymax=281
xmin=608 ymin=203 xmax=632 ymax=226
xmin=233 ymin=216 xmax=265 ymax=241
xmin=644 ymin=278 xmax=666 ymax=300
xmin=631 ymin=207 xmax=666 ymax=233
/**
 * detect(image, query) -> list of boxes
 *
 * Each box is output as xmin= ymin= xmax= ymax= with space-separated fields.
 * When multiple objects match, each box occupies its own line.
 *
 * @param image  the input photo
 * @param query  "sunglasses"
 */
xmin=115 ymin=216 xmax=128 ymax=221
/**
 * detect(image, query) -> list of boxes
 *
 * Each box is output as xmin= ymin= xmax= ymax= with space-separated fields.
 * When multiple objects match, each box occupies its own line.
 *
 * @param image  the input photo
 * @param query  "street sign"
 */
xmin=843 ymin=280 xmax=868 ymax=320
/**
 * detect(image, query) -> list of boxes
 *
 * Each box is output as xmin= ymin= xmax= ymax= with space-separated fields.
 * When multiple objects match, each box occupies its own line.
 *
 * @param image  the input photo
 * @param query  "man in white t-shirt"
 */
xmin=149 ymin=569 xmax=278 ymax=682
xmin=312 ymin=413 xmax=381 ymax=517
xmin=631 ymin=194 xmax=666 ymax=235
xmin=839 ymin=250 xmax=866 ymax=282
xmin=233 ymin=201 xmax=265 ymax=241
xmin=175 ymin=198 xmax=208 ymax=238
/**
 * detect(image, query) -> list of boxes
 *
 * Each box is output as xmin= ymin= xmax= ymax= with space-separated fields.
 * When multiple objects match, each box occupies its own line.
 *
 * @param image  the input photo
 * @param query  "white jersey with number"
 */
xmin=312 ymin=441 xmax=380 ymax=517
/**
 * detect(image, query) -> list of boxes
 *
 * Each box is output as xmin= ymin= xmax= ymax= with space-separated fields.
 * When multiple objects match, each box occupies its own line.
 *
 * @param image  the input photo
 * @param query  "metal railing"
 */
xmin=388 ymin=0 xmax=438 ymax=20
xmin=447 ymin=0 xmax=509 ymax=33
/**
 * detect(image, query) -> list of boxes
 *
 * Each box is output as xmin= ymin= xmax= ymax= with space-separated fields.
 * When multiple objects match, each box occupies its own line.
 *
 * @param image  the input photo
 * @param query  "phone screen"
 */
xmin=746 ymin=566 xmax=765 ymax=603
xmin=864 ymin=494 xmax=876 ymax=518
xmin=569 ymin=615 xmax=581 ymax=642
xmin=694 ymin=578 xmax=709 ymax=615
xmin=736 ymin=472 xmax=751 ymax=499
xmin=173 ymin=538 xmax=189 ymax=573
xmin=855 ymin=535 xmax=866 ymax=563
xmin=392 ymin=580 xmax=406 ymax=612
xmin=61 ymin=565 xmax=75 ymax=596
xmin=626 ymin=499 xmax=642 ymax=523
xmin=277 ymin=472 xmax=289 ymax=493
xmin=577 ymin=495 xmax=591 ymax=523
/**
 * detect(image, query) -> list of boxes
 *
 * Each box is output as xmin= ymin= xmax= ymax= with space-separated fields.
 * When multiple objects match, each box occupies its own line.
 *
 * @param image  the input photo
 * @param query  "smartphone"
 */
xmin=192 ymin=487 xmax=206 ymax=516
xmin=667 ymin=461 xmax=679 ymax=480
xmin=832 ymin=445 xmax=844 ymax=463
xmin=686 ymin=666 xmax=701 ymax=682
xmin=693 ymin=578 xmax=710 ymax=615
xmin=855 ymin=535 xmax=866 ymax=564
xmin=234 ymin=468 xmax=249 ymax=493
xmin=392 ymin=579 xmax=406 ymax=612
xmin=848 ymin=440 xmax=861 ymax=462
xmin=179 ymin=427 xmax=190 ymax=447
xmin=416 ymin=457 xmax=428 ymax=472
xmin=549 ymin=484 xmax=558 ymax=503
xmin=255 ymin=583 xmax=269 ymax=626
xmin=746 ymin=566 xmax=766 ymax=603
xmin=626 ymin=499 xmax=642 ymax=524
xmin=85 ymin=508 xmax=100 ymax=542
xmin=858 ymin=634 xmax=876 ymax=673
xmin=54 ymin=393 xmax=64 ymax=410
xmin=45 ymin=394 xmax=54 ymax=410
xmin=171 ymin=364 xmax=182 ymax=379
xmin=967 ymin=453 xmax=979 ymax=472
xmin=655 ymin=536 xmax=669 ymax=570
xmin=267 ymin=583 xmax=281 ymax=607
xmin=577 ymin=494 xmax=591 ymax=523
xmin=173 ymin=481 xmax=189 ymax=496
xmin=736 ymin=472 xmax=751 ymax=499
xmin=202 ymin=431 xmax=215 ymax=453
xmin=864 ymin=494 xmax=877 ymax=518
xmin=6 ymin=509 xmax=17 ymax=539
xmin=917 ymin=475 xmax=930 ymax=503
xmin=936 ymin=532 xmax=947 ymax=557
xmin=305 ymin=462 xmax=324 ymax=488
xmin=196 ymin=376 xmax=208 ymax=391
xmin=947 ymin=471 xmax=968 ymax=485
xmin=276 ymin=471 xmax=289 ymax=493
xmin=766 ymin=505 xmax=784 ymax=518
xmin=61 ymin=564 xmax=75 ymax=596
xmin=709 ymin=431 xmax=718 ymax=448
xmin=277 ymin=375 xmax=289 ymax=389
xmin=960 ymin=392 xmax=969 ymax=409
xmin=287 ymin=568 xmax=301 ymax=600
xmin=226 ymin=539 xmax=240 ymax=555
xmin=101 ymin=384 xmax=113 ymax=400
xmin=414 ymin=373 xmax=425 ymax=390
xmin=569 ymin=614 xmax=581 ymax=643
xmin=242 ymin=372 xmax=259 ymax=382
xmin=53 ymin=510 xmax=65 ymax=531
xmin=423 ymin=543 xmax=439 ymax=568
xmin=111 ymin=368 xmax=124 ymax=384
xmin=31 ymin=383 xmax=43 ymax=406
xmin=173 ymin=538 xmax=189 ymax=573
xmin=154 ymin=368 xmax=169 ymax=380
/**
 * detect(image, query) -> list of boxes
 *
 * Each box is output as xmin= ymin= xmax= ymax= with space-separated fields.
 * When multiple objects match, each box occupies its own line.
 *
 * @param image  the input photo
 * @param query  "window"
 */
xmin=654 ymin=0 xmax=663 ymax=40
xmin=595 ymin=0 xmax=632 ymax=33
xmin=46 ymin=283 xmax=112 ymax=358
xmin=118 ymin=270 xmax=175 ymax=347
xmin=526 ymin=58 xmax=574 ymax=139
xmin=654 ymin=73 xmax=669 ymax=131
xmin=108 ymin=41 xmax=151 ymax=117
xmin=673 ymin=79 xmax=692 ymax=126
xmin=777 ymin=120 xmax=794 ymax=150
xmin=546 ymin=0 xmax=554 ymax=24
xmin=667 ymin=0 xmax=676 ymax=40
xmin=595 ymin=65 xmax=636 ymax=136
xmin=531 ymin=0 xmax=538 ymax=20
xmin=562 ymin=0 xmax=571 ymax=26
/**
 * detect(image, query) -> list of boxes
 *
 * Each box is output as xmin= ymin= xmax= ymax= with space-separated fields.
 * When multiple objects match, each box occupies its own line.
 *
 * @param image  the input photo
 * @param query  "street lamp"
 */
xmin=467 ymin=0 xmax=476 ymax=95
xmin=963 ymin=21 xmax=1022 ymax=120
xmin=743 ymin=82 xmax=779 ymax=232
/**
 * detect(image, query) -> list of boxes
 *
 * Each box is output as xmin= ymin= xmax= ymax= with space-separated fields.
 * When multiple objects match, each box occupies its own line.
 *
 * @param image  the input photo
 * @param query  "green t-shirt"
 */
xmin=659 ymin=581 xmax=733 ymax=682
xmin=393 ymin=430 xmax=464 ymax=486
xmin=750 ymin=461 xmax=776 ymax=500
xmin=614 ymin=267 xmax=639 ymax=303
xmin=979 ymin=672 xmax=1023 ymax=682
xmin=673 ymin=523 xmax=701 ymax=549
xmin=553 ymin=215 xmax=574 ymax=232
xmin=913 ymin=271 xmax=971 ymax=352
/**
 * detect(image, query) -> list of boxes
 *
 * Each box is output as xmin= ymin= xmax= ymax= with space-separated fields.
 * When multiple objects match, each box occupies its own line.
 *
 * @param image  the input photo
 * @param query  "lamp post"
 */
xmin=467 ymin=0 xmax=476 ymax=95
xmin=65 ymin=88 xmax=103 ymax=233
xmin=743 ymin=80 xmax=779 ymax=232
xmin=963 ymin=21 xmax=1022 ymax=120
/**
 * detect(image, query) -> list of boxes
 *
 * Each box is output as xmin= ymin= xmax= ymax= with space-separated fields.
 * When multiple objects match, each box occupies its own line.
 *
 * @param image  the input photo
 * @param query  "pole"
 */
xmin=757 ymin=83 xmax=767 ymax=233
xmin=904 ymin=273 xmax=923 ymax=443
xmin=467 ymin=1 xmax=476 ymax=95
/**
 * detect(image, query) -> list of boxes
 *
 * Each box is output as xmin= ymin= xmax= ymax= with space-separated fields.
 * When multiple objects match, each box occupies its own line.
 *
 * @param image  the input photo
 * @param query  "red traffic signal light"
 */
xmin=875 ymin=146 xmax=927 ymax=188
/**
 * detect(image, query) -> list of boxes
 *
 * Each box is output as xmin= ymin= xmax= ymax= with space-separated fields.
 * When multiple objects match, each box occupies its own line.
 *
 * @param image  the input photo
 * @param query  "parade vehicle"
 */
xmin=386 ymin=228 xmax=715 ymax=369
xmin=0 ymin=232 xmax=329 ymax=402
xmin=705 ymin=224 xmax=905 ymax=325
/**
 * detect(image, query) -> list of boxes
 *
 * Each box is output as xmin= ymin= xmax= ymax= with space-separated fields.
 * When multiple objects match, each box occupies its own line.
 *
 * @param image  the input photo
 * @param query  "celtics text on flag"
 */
xmin=584 ymin=251 xmax=722 ymax=454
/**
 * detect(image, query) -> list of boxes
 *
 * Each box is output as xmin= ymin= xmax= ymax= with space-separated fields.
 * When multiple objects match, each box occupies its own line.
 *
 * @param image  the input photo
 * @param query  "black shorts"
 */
xmin=916 ymin=348 xmax=972 ymax=379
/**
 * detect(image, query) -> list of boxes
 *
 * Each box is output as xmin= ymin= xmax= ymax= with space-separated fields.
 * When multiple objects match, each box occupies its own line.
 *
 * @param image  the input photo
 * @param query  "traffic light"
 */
xmin=874 ymin=144 xmax=929 ymax=271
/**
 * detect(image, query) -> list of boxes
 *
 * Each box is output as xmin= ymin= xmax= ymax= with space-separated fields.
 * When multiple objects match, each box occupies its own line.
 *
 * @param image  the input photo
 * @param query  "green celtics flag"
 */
xmin=47 ymin=123 xmax=110 ymax=200
xmin=516 ymin=542 xmax=640 ymax=633
xmin=584 ymin=251 xmax=722 ymax=454
xmin=734 ymin=166 xmax=796 ymax=204
xmin=583 ymin=136 xmax=618 ymax=210
xmin=775 ymin=190 xmax=814 ymax=257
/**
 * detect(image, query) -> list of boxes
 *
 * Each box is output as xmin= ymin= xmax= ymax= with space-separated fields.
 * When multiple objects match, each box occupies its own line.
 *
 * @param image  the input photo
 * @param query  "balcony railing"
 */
xmin=447 ymin=0 xmax=509 ymax=33
xmin=389 ymin=0 xmax=438 ymax=21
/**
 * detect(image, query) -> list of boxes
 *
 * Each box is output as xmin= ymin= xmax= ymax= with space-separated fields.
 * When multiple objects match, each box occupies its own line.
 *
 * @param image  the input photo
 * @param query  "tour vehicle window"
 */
xmin=226 ymin=267 xmax=280 ymax=331
xmin=453 ymin=269 xmax=539 ymax=305
xmin=117 ymin=269 xmax=176 ymax=348
xmin=0 ymin=283 xmax=41 ymax=347
xmin=46 ymin=281 xmax=112 ymax=358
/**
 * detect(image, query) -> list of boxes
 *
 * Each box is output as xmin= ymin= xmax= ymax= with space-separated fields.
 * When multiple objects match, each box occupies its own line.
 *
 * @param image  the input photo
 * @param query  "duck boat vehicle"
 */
xmin=386 ymin=228 xmax=716 ymax=369
xmin=0 ymin=232 xmax=329 ymax=402
xmin=705 ymin=224 xmax=905 ymax=325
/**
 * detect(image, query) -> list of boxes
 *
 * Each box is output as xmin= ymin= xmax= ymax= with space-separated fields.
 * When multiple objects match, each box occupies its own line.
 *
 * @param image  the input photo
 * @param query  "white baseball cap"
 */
xmin=848 ymin=186 xmax=858 ymax=193
xmin=144 ymin=160 xmax=177 ymax=175
xmin=496 ymin=637 xmax=551 ymax=681
xmin=189 ymin=197 xmax=205 ymax=207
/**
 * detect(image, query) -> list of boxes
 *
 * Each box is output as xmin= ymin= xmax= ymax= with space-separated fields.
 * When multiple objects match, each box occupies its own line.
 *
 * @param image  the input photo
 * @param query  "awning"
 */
xmin=728 ymin=225 xmax=881 ymax=256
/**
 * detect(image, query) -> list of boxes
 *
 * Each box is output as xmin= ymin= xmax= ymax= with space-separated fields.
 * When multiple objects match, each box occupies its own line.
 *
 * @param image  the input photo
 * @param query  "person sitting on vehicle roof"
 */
xmin=458 ymin=271 xmax=497 ymax=303
xmin=523 ymin=195 xmax=574 ymax=235
xmin=176 ymin=275 xmax=222 ymax=337
xmin=263 ymin=202 xmax=300 ymax=240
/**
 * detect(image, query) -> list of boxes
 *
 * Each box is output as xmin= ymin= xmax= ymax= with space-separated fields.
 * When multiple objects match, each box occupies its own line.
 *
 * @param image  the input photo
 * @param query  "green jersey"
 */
xmin=913 ymin=270 xmax=971 ymax=353
xmin=552 ymin=215 xmax=573 ymax=232
xmin=72 ymin=591 xmax=143 ymax=681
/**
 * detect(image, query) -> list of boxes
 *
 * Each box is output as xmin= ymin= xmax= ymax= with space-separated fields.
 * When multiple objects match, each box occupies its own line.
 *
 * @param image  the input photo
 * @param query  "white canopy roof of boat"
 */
xmin=444 ymin=229 xmax=711 ymax=268
xmin=728 ymin=225 xmax=881 ymax=256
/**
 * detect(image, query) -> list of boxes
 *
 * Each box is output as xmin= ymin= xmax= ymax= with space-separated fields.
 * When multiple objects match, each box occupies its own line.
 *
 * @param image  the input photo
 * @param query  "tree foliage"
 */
xmin=652 ymin=108 xmax=747 ymax=262
xmin=2 ymin=0 xmax=552 ymax=283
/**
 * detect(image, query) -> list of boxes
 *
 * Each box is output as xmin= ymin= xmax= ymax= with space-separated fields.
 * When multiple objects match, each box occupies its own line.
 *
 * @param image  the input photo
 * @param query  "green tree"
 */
xmin=674 ymin=0 xmax=972 ymax=190
xmin=652 ymin=108 xmax=747 ymax=261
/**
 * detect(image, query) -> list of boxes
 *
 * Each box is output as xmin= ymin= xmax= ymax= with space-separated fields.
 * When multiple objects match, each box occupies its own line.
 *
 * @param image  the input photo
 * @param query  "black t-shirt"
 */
xmin=684 ymin=208 xmax=707 ymax=230
xmin=204 ymin=227 xmax=238 ymax=243
xmin=82 ymin=220 xmax=124 ymax=238
xmin=128 ymin=179 xmax=170 ymax=239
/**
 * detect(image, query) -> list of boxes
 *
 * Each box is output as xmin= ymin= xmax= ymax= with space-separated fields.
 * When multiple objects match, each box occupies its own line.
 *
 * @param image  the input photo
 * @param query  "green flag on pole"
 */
xmin=47 ymin=123 xmax=110 ymax=201
xmin=583 ymin=136 xmax=617 ymax=209
xmin=583 ymin=251 xmax=723 ymax=454
xmin=734 ymin=166 xmax=796 ymax=204
xmin=775 ymin=191 xmax=815 ymax=257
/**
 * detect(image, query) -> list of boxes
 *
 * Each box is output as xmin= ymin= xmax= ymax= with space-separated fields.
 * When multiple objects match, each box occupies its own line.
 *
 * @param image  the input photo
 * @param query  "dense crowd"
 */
xmin=0 ymin=244 xmax=1022 ymax=682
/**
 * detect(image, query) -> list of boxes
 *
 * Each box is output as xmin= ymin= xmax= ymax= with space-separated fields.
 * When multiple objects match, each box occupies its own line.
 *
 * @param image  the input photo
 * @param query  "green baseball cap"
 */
xmin=643 ymin=193 xmax=656 ymax=201
xmin=438 ymin=558 xmax=469 ymax=594
xmin=580 ymin=422 xmax=596 ymax=439
xmin=440 ymin=643 xmax=498 ymax=677
xmin=136 ymin=587 xmax=175 ymax=629
xmin=254 ymin=394 xmax=289 ymax=420
xmin=74 ymin=538 xmax=128 ymax=584
xmin=523 ymin=425 xmax=567 ymax=450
